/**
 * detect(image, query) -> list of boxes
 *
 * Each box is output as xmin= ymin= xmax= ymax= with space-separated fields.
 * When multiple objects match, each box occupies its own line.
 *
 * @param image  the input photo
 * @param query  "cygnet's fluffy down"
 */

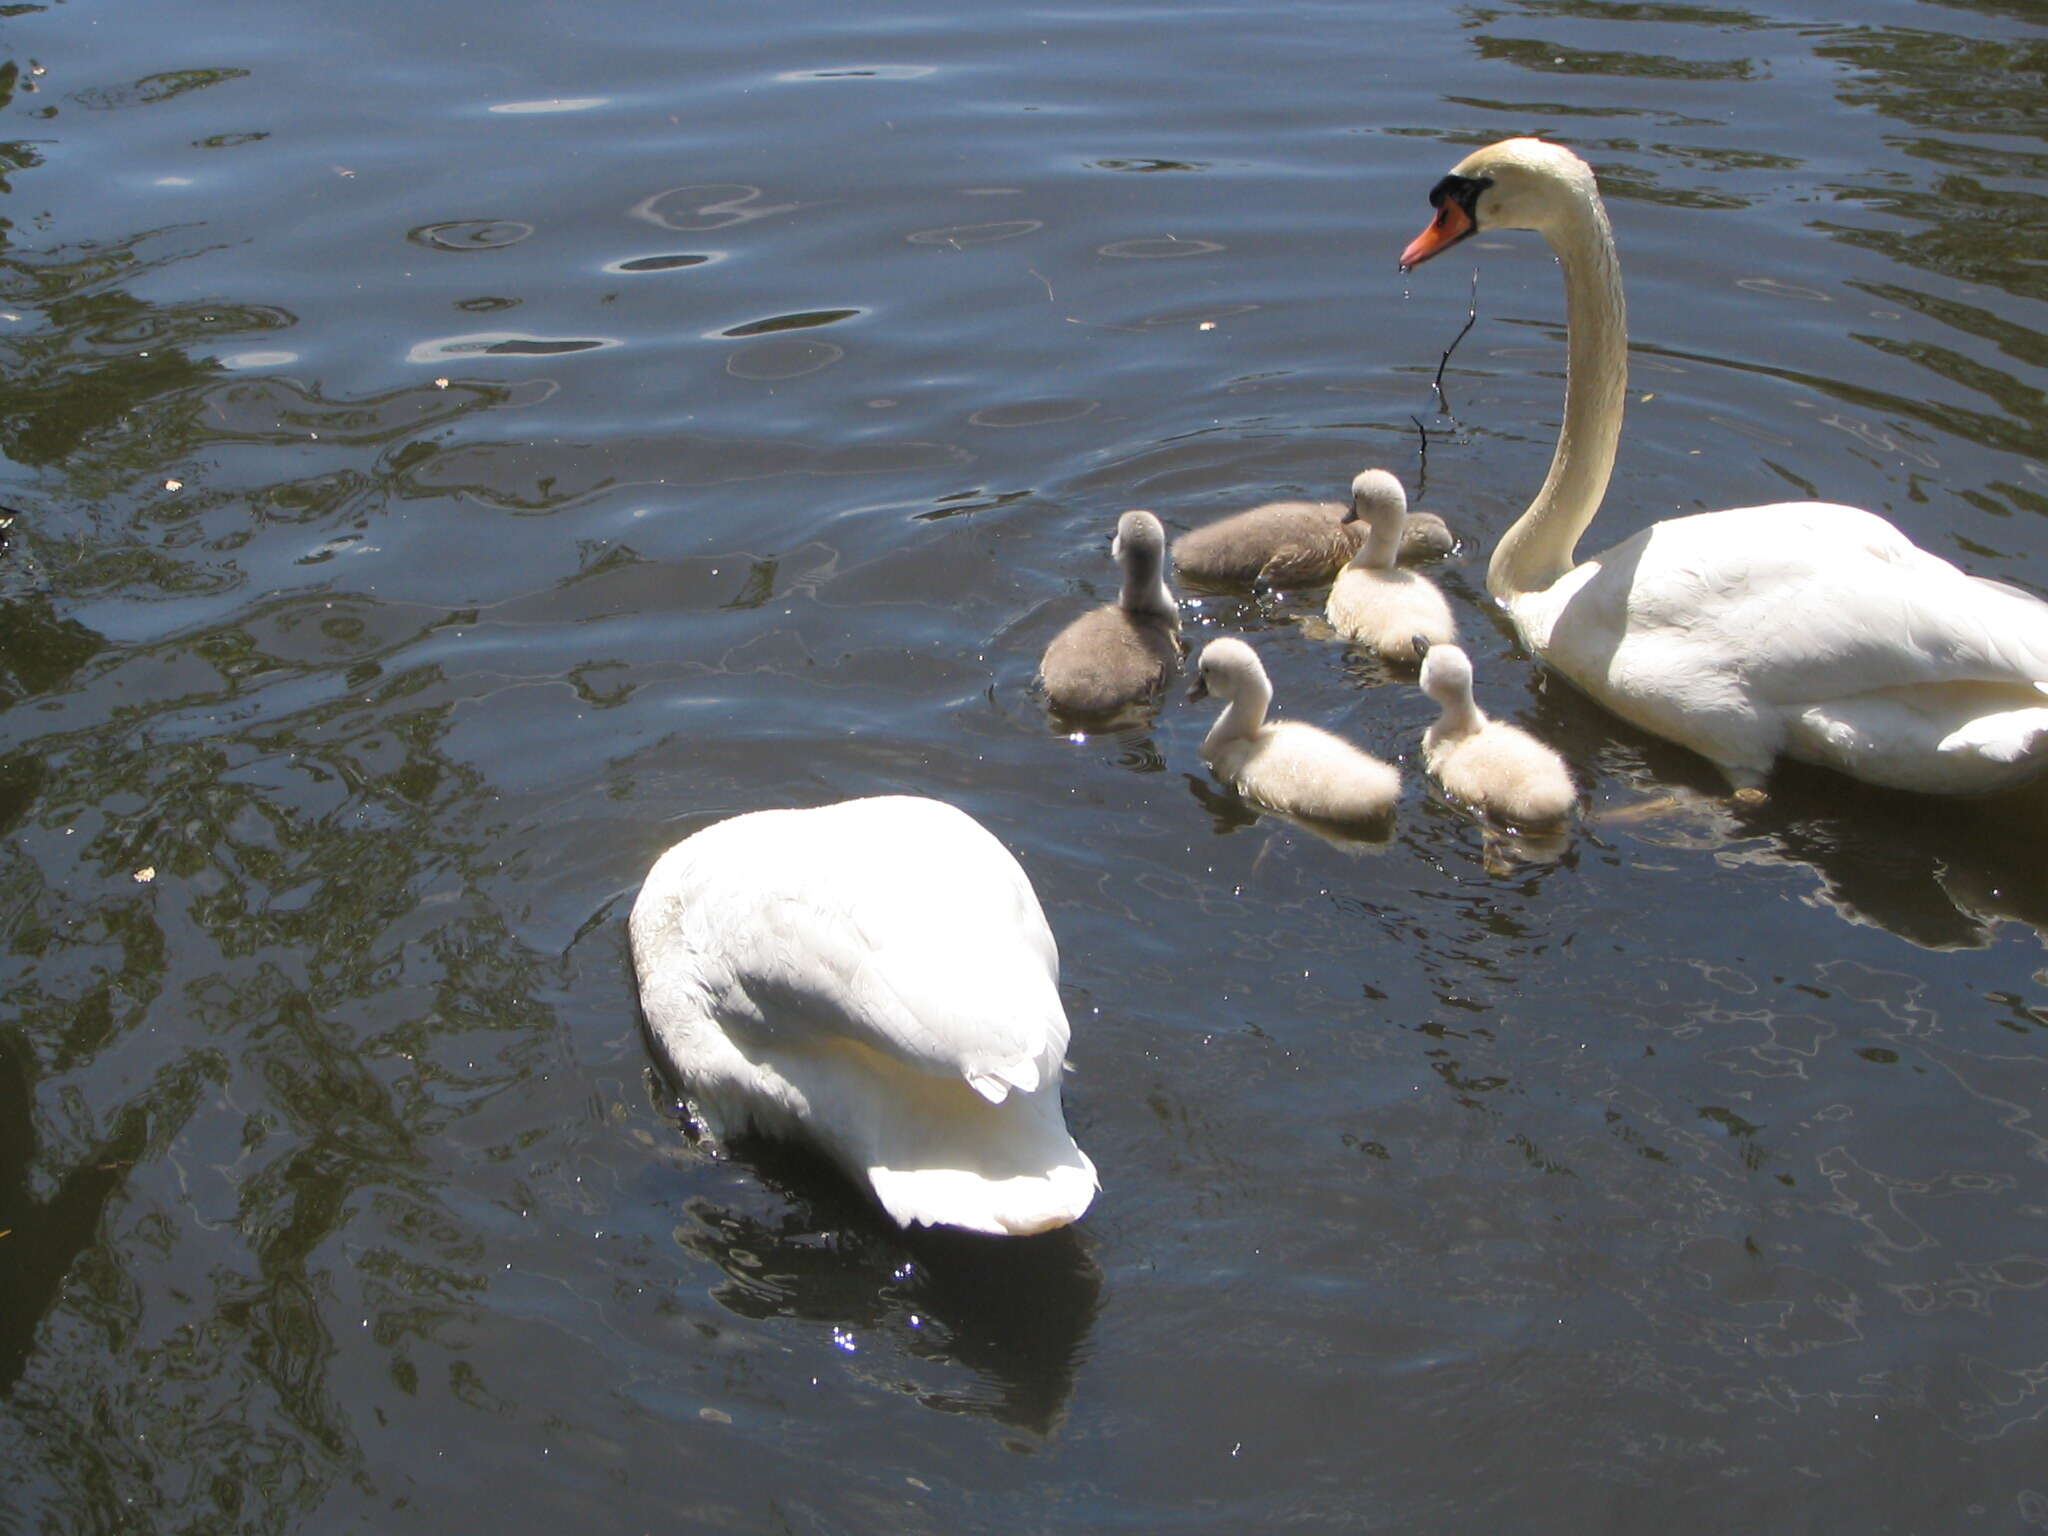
xmin=1325 ymin=469 xmax=1457 ymax=663
xmin=1419 ymin=643 xmax=1575 ymax=827
xmin=1041 ymin=509 xmax=1181 ymax=717
xmin=1190 ymin=636 xmax=1400 ymax=823
xmin=1173 ymin=475 xmax=1455 ymax=589
xmin=630 ymin=795 xmax=1098 ymax=1237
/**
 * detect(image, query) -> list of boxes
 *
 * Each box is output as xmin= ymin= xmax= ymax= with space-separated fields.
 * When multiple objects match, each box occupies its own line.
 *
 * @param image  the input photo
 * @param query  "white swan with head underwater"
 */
xmin=1400 ymin=137 xmax=2048 ymax=796
xmin=630 ymin=795 xmax=1097 ymax=1237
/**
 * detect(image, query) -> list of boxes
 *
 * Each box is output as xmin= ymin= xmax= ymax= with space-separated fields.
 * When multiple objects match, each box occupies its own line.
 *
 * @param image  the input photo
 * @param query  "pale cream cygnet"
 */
xmin=1418 ymin=641 xmax=1575 ymax=828
xmin=1324 ymin=469 xmax=1457 ymax=663
xmin=1190 ymin=636 xmax=1400 ymax=823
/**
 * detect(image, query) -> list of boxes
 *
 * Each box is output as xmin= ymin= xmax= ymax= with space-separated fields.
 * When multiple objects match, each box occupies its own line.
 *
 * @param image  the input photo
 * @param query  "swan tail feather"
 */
xmin=965 ymin=1047 xmax=1049 ymax=1104
xmin=869 ymin=1153 xmax=1098 ymax=1237
xmin=1937 ymin=709 xmax=2048 ymax=764
xmin=861 ymin=1075 xmax=1095 ymax=1236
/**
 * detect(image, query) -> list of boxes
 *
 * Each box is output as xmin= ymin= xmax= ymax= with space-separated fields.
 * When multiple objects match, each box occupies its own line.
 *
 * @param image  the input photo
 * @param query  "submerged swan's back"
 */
xmin=1401 ymin=137 xmax=2048 ymax=795
xmin=629 ymin=795 xmax=1097 ymax=1236
xmin=1190 ymin=637 xmax=1400 ymax=823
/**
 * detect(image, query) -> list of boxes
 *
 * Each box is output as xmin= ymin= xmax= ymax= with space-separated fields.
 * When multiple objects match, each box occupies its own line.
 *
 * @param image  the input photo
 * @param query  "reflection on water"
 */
xmin=1535 ymin=673 xmax=2048 ymax=949
xmin=2 ymin=0 xmax=2046 ymax=1528
xmin=678 ymin=1137 xmax=1102 ymax=1437
xmin=0 ymin=1028 xmax=147 ymax=1394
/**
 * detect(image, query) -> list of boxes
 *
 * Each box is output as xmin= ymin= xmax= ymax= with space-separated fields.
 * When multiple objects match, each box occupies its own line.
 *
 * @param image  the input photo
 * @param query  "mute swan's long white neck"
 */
xmin=1485 ymin=186 xmax=1628 ymax=604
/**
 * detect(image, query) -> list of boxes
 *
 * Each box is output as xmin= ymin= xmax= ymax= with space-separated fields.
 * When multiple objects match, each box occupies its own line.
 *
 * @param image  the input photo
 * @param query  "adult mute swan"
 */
xmin=1418 ymin=640 xmax=1576 ymax=827
xmin=1189 ymin=637 xmax=1401 ymax=823
xmin=1041 ymin=508 xmax=1181 ymax=717
xmin=1324 ymin=468 xmax=1457 ymax=663
xmin=1174 ymin=475 xmax=1454 ymax=590
xmin=629 ymin=795 xmax=1097 ymax=1237
xmin=1400 ymin=137 xmax=2048 ymax=795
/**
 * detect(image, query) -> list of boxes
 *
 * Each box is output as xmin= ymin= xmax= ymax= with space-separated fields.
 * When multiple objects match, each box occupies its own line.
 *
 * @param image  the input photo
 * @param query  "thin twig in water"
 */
xmin=1409 ymin=413 xmax=1430 ymax=503
xmin=1430 ymin=268 xmax=1480 ymax=417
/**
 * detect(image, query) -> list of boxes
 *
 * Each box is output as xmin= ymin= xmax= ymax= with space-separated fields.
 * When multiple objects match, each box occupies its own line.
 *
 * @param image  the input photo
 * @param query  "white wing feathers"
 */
xmin=686 ymin=799 xmax=1067 ymax=1101
xmin=1620 ymin=506 xmax=2048 ymax=704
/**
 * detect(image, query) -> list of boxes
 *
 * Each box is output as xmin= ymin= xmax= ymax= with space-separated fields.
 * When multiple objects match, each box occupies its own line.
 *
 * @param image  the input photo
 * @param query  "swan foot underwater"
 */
xmin=630 ymin=796 xmax=1097 ymax=1237
xmin=1590 ymin=786 xmax=1766 ymax=829
xmin=1400 ymin=137 xmax=2048 ymax=798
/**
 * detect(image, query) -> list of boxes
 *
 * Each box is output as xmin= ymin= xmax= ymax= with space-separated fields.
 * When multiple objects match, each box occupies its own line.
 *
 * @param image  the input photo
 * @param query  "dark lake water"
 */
xmin=3 ymin=0 xmax=2046 ymax=1529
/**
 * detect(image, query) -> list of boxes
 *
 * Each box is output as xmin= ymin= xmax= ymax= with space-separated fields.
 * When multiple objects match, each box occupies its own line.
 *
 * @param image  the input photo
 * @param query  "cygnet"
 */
xmin=1418 ymin=641 xmax=1576 ymax=827
xmin=1173 ymin=473 xmax=1455 ymax=589
xmin=1325 ymin=469 xmax=1456 ymax=663
xmin=1041 ymin=509 xmax=1181 ymax=717
xmin=1189 ymin=636 xmax=1400 ymax=823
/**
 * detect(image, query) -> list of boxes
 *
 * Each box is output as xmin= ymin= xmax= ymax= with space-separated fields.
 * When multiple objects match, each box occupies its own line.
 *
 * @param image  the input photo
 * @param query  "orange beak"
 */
xmin=1399 ymin=199 xmax=1474 ymax=271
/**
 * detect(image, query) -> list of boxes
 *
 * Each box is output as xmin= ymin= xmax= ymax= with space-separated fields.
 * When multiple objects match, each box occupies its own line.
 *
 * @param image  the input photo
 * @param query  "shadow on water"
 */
xmin=673 ymin=1134 xmax=1102 ymax=1438
xmin=1183 ymin=769 xmax=1397 ymax=855
xmin=0 ymin=1029 xmax=147 ymax=1396
xmin=1530 ymin=670 xmax=2048 ymax=949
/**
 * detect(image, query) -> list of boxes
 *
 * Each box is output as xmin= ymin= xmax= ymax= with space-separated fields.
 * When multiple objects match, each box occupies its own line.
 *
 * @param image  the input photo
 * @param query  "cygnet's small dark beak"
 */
xmin=1340 ymin=498 xmax=1360 ymax=526
xmin=1186 ymin=673 xmax=1210 ymax=702
xmin=1411 ymin=634 xmax=1433 ymax=658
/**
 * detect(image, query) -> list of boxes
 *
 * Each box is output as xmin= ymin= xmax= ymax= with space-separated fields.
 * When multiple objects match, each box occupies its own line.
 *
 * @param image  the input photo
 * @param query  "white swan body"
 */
xmin=1174 ymin=480 xmax=1453 ymax=589
xmin=1190 ymin=637 xmax=1400 ymax=822
xmin=1402 ymin=138 xmax=2048 ymax=794
xmin=1419 ymin=642 xmax=1575 ymax=827
xmin=1041 ymin=509 xmax=1182 ymax=717
xmin=629 ymin=795 xmax=1097 ymax=1236
xmin=1324 ymin=468 xmax=1457 ymax=663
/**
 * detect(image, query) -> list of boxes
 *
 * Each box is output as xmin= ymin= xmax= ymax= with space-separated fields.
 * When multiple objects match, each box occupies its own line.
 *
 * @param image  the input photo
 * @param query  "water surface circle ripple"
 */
xmin=408 ymin=220 xmax=536 ymax=252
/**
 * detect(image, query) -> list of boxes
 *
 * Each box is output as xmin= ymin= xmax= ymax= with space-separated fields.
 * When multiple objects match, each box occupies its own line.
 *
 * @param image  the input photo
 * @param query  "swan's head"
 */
xmin=1342 ymin=467 xmax=1408 ymax=529
xmin=1417 ymin=640 xmax=1477 ymax=706
xmin=1399 ymin=138 xmax=1598 ymax=270
xmin=1186 ymin=635 xmax=1265 ymax=703
xmin=1111 ymin=508 xmax=1166 ymax=568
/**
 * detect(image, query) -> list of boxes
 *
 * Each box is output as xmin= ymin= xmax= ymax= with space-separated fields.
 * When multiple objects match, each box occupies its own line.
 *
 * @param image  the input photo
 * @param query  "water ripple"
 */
xmin=726 ymin=340 xmax=845 ymax=380
xmin=603 ymin=253 xmax=719 ymax=274
xmin=403 ymin=332 xmax=619 ymax=364
xmin=407 ymin=220 xmax=536 ymax=253
xmin=1099 ymin=236 xmax=1224 ymax=259
xmin=906 ymin=220 xmax=1042 ymax=247
xmin=630 ymin=184 xmax=797 ymax=231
